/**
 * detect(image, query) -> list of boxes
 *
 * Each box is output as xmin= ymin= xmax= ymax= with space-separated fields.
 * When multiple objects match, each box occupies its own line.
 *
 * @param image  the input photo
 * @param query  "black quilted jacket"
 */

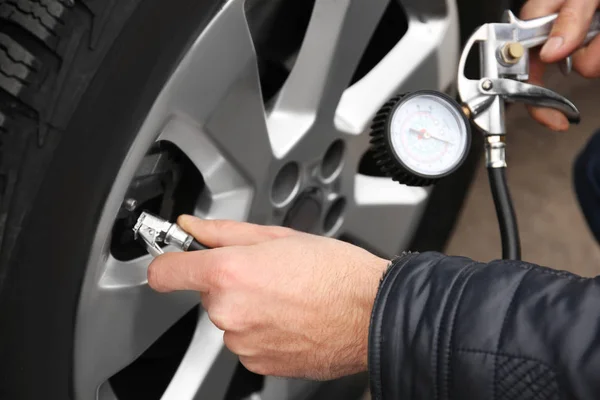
xmin=368 ymin=252 xmax=600 ymax=400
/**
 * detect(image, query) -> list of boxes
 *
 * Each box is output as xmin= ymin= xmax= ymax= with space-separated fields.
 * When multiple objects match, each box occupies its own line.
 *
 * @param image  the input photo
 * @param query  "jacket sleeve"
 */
xmin=368 ymin=252 xmax=600 ymax=400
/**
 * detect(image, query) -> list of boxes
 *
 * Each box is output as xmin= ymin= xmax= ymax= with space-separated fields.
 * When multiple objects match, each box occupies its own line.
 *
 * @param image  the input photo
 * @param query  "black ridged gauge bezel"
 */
xmin=369 ymin=90 xmax=471 ymax=187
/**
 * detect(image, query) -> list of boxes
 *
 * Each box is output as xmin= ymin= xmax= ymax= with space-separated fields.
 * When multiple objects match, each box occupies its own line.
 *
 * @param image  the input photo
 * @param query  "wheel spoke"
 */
xmin=342 ymin=175 xmax=429 ymax=257
xmin=163 ymin=312 xmax=238 ymax=400
xmin=159 ymin=118 xmax=253 ymax=222
xmin=336 ymin=1 xmax=459 ymax=134
xmin=161 ymin=0 xmax=274 ymax=186
xmin=74 ymin=252 xmax=200 ymax=398
xmin=268 ymin=0 xmax=389 ymax=154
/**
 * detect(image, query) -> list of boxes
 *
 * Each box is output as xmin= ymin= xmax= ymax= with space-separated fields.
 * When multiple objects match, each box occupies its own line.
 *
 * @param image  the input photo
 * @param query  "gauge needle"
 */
xmin=409 ymin=128 xmax=455 ymax=145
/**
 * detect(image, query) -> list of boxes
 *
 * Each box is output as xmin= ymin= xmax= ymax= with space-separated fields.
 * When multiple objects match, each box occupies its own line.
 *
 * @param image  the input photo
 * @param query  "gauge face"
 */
xmin=388 ymin=93 xmax=470 ymax=178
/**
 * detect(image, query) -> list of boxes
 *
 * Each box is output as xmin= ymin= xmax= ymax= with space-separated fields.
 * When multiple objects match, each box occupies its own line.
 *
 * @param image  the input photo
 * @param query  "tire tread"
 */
xmin=0 ymin=32 xmax=38 ymax=96
xmin=0 ymin=0 xmax=68 ymax=44
xmin=0 ymin=0 xmax=139 ymax=264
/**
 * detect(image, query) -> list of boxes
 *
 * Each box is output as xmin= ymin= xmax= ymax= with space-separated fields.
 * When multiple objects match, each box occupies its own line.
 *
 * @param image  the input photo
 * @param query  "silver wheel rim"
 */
xmin=74 ymin=0 xmax=460 ymax=398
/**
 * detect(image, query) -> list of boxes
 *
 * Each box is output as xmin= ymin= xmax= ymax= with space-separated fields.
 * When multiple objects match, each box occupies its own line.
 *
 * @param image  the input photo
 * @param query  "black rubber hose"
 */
xmin=187 ymin=239 xmax=209 ymax=251
xmin=488 ymin=167 xmax=521 ymax=260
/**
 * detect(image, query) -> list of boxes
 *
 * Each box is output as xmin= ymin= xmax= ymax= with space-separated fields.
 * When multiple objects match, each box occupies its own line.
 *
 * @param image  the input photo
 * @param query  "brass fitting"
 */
xmin=500 ymin=42 xmax=525 ymax=65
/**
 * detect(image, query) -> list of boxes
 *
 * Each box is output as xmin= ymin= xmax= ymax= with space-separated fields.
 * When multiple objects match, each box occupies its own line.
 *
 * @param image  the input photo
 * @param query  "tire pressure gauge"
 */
xmin=370 ymin=91 xmax=471 ymax=186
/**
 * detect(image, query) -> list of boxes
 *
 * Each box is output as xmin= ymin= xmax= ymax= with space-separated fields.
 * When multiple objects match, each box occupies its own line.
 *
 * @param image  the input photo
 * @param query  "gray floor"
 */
xmin=447 ymin=69 xmax=600 ymax=276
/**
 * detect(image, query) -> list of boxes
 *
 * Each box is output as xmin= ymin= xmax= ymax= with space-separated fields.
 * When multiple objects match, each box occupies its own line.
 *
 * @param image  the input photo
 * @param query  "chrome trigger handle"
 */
xmin=478 ymin=79 xmax=580 ymax=123
xmin=457 ymin=10 xmax=599 ymax=136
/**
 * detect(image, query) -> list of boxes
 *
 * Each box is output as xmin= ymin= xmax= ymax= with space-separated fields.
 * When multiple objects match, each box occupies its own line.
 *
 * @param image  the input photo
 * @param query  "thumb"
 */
xmin=540 ymin=0 xmax=599 ymax=63
xmin=177 ymin=215 xmax=297 ymax=248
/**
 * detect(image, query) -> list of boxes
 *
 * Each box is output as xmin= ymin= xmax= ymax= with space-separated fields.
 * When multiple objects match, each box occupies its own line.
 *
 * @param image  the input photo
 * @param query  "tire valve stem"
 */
xmin=123 ymin=198 xmax=139 ymax=212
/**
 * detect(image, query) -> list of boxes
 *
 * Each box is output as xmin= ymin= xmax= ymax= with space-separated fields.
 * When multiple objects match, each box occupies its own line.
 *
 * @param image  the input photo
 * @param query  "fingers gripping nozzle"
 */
xmin=457 ymin=10 xmax=600 ymax=136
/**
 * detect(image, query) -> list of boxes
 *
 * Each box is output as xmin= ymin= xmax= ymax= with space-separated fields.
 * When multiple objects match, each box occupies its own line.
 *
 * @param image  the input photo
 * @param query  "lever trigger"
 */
xmin=479 ymin=79 xmax=581 ymax=124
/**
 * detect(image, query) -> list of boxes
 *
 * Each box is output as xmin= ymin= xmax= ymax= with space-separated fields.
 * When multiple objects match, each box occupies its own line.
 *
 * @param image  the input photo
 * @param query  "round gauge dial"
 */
xmin=370 ymin=91 xmax=471 ymax=186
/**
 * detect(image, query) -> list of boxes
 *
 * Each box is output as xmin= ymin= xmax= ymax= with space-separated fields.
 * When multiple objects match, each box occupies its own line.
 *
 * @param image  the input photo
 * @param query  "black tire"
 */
xmin=0 ymin=0 xmax=226 ymax=398
xmin=0 ymin=0 xmax=145 ymax=268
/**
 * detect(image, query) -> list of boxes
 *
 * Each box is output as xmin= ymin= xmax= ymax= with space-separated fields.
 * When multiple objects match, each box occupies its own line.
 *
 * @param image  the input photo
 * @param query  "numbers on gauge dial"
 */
xmin=389 ymin=95 xmax=468 ymax=177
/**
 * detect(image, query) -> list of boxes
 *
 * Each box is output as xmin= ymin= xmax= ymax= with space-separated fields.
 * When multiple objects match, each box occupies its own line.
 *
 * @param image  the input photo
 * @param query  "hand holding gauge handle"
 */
xmin=457 ymin=9 xmax=600 ymax=136
xmin=370 ymin=10 xmax=600 ymax=261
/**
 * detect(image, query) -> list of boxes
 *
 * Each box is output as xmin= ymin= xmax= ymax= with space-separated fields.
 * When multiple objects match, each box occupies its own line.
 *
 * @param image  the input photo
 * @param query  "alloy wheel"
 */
xmin=74 ymin=0 xmax=459 ymax=398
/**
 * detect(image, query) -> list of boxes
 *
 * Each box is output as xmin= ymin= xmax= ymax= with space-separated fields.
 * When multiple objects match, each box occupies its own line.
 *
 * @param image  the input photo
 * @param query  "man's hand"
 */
xmin=147 ymin=216 xmax=390 ymax=380
xmin=521 ymin=0 xmax=600 ymax=131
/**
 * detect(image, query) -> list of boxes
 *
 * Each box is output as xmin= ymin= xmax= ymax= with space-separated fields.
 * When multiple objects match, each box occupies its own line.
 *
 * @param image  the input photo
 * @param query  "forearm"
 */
xmin=368 ymin=252 xmax=600 ymax=400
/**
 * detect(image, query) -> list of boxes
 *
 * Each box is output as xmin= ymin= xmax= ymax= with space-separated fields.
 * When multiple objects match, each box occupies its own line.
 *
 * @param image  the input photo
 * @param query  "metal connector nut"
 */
xmin=486 ymin=135 xmax=507 ymax=168
xmin=165 ymin=224 xmax=194 ymax=251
